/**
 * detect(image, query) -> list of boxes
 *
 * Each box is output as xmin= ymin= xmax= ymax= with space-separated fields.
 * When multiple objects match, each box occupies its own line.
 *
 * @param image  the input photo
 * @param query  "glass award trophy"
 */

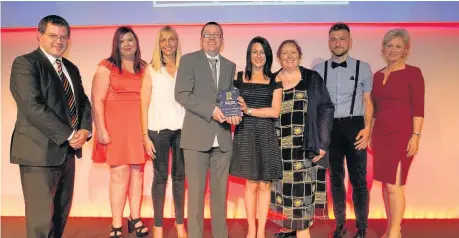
xmin=217 ymin=87 xmax=241 ymax=117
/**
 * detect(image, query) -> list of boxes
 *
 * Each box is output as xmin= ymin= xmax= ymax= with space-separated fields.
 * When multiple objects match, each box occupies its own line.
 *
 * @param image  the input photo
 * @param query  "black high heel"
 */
xmin=109 ymin=226 xmax=123 ymax=238
xmin=274 ymin=230 xmax=297 ymax=238
xmin=127 ymin=217 xmax=148 ymax=237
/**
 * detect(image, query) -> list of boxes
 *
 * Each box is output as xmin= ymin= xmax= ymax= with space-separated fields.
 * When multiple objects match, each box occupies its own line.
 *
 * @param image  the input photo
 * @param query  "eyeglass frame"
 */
xmin=43 ymin=33 xmax=70 ymax=41
xmin=202 ymin=33 xmax=222 ymax=39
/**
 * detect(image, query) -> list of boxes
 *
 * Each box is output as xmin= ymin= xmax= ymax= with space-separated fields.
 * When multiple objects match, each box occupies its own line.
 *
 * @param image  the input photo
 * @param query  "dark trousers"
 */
xmin=148 ymin=129 xmax=185 ymax=227
xmin=20 ymin=152 xmax=75 ymax=238
xmin=329 ymin=116 xmax=369 ymax=229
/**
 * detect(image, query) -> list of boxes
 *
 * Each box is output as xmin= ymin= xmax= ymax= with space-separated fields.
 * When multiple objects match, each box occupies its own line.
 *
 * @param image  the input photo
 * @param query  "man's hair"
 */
xmin=329 ymin=22 xmax=350 ymax=34
xmin=38 ymin=15 xmax=71 ymax=36
xmin=200 ymin=21 xmax=223 ymax=37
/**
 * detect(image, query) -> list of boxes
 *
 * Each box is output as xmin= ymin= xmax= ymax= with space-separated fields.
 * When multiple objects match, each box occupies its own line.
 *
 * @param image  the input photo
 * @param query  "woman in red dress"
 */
xmin=91 ymin=26 xmax=148 ymax=238
xmin=371 ymin=28 xmax=425 ymax=238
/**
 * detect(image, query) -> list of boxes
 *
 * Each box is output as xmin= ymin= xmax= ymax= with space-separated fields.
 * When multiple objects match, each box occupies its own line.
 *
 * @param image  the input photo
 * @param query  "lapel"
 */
xmin=198 ymin=50 xmax=218 ymax=92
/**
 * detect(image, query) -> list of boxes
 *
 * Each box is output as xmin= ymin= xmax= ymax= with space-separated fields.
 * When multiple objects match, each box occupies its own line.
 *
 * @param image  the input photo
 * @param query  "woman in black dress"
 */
xmin=230 ymin=36 xmax=283 ymax=238
xmin=270 ymin=40 xmax=335 ymax=238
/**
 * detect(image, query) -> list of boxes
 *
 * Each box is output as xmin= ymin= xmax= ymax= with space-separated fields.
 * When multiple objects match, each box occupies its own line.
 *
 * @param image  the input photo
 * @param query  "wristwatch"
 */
xmin=247 ymin=108 xmax=252 ymax=115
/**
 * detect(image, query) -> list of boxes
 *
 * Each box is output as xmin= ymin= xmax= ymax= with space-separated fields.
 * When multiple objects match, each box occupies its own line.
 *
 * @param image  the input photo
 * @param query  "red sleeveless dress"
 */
xmin=92 ymin=60 xmax=147 ymax=166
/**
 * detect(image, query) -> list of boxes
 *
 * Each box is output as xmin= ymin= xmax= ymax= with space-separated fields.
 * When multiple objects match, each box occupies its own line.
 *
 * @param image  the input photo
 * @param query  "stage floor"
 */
xmin=1 ymin=217 xmax=458 ymax=238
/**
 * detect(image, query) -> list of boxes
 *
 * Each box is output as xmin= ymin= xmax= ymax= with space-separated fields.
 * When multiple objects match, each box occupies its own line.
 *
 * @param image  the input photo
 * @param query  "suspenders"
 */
xmin=350 ymin=60 xmax=360 ymax=116
xmin=323 ymin=59 xmax=360 ymax=116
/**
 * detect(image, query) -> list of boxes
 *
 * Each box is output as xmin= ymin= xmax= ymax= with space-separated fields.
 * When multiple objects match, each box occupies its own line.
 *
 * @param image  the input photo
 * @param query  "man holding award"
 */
xmin=175 ymin=21 xmax=240 ymax=238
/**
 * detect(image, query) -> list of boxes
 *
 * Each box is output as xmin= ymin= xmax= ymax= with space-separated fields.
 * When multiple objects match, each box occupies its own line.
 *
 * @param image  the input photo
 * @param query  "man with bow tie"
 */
xmin=313 ymin=22 xmax=374 ymax=238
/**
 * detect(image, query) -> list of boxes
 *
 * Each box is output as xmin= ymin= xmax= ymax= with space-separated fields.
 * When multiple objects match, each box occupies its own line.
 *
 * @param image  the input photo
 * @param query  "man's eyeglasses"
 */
xmin=44 ymin=33 xmax=69 ymax=41
xmin=202 ymin=33 xmax=222 ymax=39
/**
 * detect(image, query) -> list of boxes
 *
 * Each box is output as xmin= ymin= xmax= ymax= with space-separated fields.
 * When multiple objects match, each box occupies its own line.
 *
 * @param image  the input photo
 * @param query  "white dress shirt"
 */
xmin=40 ymin=47 xmax=78 ymax=140
xmin=41 ymin=47 xmax=76 ymax=95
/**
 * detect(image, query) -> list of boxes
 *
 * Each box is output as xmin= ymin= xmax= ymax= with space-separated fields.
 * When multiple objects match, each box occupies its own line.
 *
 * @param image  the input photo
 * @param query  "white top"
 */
xmin=205 ymin=52 xmax=221 ymax=147
xmin=148 ymin=65 xmax=185 ymax=131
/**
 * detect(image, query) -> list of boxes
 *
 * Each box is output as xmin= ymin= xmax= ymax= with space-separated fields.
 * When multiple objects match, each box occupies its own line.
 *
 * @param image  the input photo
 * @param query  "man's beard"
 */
xmin=332 ymin=48 xmax=349 ymax=58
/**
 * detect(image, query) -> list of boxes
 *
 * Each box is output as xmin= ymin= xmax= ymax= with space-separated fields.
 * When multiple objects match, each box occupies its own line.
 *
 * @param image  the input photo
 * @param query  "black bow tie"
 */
xmin=331 ymin=61 xmax=347 ymax=69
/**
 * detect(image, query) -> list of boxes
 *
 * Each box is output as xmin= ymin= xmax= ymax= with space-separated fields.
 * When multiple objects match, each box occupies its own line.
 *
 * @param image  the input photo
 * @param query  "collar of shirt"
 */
xmin=40 ymin=47 xmax=62 ymax=65
xmin=330 ymin=55 xmax=355 ymax=65
xmin=330 ymin=55 xmax=351 ymax=63
xmin=204 ymin=52 xmax=220 ymax=61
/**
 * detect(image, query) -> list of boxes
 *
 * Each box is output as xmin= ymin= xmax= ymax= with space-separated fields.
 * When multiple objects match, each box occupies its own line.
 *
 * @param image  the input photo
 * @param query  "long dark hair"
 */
xmin=107 ymin=26 xmax=145 ymax=73
xmin=244 ymin=36 xmax=273 ymax=81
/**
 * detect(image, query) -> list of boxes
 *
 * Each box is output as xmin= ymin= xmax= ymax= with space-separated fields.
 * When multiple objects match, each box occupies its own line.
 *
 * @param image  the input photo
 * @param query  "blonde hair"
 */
xmin=150 ymin=26 xmax=182 ymax=72
xmin=382 ymin=28 xmax=410 ymax=49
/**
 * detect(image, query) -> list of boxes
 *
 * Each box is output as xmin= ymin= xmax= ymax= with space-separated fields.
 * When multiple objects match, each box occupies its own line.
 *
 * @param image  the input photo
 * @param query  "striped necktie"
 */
xmin=55 ymin=59 xmax=78 ymax=129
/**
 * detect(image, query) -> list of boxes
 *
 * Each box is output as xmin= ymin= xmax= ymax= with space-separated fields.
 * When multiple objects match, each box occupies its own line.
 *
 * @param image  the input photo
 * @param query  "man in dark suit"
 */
xmin=9 ymin=15 xmax=92 ymax=238
xmin=175 ymin=22 xmax=241 ymax=238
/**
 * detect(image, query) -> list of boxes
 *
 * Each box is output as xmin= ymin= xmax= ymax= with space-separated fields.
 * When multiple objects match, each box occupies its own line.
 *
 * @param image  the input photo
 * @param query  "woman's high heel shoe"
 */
xmin=109 ymin=226 xmax=123 ymax=238
xmin=127 ymin=217 xmax=148 ymax=237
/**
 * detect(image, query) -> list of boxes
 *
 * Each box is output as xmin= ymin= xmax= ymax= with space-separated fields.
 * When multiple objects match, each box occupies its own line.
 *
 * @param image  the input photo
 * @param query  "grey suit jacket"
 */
xmin=9 ymin=48 xmax=92 ymax=166
xmin=175 ymin=50 xmax=236 ymax=152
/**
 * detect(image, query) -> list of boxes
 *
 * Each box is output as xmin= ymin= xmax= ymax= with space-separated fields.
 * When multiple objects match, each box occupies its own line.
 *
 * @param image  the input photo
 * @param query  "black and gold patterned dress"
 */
xmin=270 ymin=78 xmax=329 ymax=230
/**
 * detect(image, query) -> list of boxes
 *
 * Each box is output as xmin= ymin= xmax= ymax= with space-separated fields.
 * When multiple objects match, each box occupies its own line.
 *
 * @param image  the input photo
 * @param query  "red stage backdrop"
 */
xmin=2 ymin=23 xmax=459 ymax=219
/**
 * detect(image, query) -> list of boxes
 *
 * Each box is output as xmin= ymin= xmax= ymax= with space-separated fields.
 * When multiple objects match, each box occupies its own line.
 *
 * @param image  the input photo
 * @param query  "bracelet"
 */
xmin=413 ymin=132 xmax=421 ymax=137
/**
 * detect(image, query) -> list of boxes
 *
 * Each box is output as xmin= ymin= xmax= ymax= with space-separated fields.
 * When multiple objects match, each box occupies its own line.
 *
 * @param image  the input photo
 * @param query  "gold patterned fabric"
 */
xmin=270 ymin=80 xmax=329 ymax=230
